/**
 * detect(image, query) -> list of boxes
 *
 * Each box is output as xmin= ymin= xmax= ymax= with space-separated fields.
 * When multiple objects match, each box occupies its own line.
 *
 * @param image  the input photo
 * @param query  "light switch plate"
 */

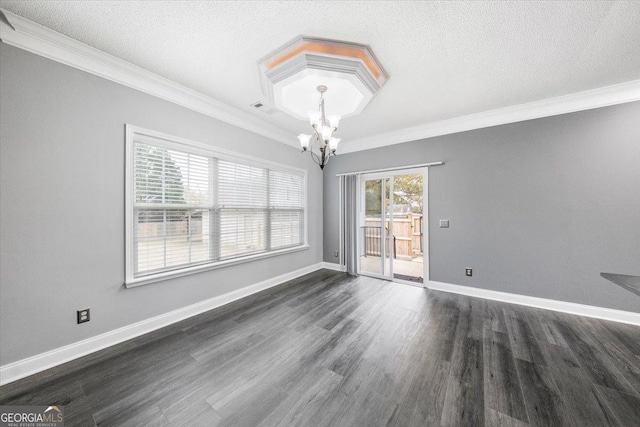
xmin=439 ymin=219 xmax=450 ymax=228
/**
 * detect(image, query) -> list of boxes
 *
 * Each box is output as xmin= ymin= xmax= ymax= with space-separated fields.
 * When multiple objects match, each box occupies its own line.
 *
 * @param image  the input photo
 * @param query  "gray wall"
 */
xmin=0 ymin=44 xmax=323 ymax=365
xmin=324 ymin=102 xmax=640 ymax=313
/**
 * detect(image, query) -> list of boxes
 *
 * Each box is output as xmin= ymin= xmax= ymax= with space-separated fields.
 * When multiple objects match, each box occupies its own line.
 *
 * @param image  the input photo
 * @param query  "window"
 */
xmin=125 ymin=126 xmax=307 ymax=286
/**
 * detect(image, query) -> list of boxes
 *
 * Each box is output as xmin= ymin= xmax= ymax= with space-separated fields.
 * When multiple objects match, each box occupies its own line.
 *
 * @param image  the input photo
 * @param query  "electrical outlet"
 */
xmin=334 ymin=250 xmax=339 ymax=257
xmin=465 ymin=268 xmax=473 ymax=277
xmin=77 ymin=309 xmax=90 ymax=324
xmin=439 ymin=219 xmax=450 ymax=228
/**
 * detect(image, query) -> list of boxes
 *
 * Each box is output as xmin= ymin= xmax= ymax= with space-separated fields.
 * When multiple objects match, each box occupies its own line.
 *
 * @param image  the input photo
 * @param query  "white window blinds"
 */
xmin=269 ymin=170 xmax=305 ymax=250
xmin=217 ymin=161 xmax=268 ymax=259
xmin=134 ymin=144 xmax=214 ymax=275
xmin=127 ymin=127 xmax=306 ymax=283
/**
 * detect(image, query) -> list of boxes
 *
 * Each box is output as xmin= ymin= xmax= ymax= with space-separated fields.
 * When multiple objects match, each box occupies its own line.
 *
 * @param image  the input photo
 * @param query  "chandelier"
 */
xmin=257 ymin=36 xmax=389 ymax=171
xmin=297 ymin=85 xmax=340 ymax=169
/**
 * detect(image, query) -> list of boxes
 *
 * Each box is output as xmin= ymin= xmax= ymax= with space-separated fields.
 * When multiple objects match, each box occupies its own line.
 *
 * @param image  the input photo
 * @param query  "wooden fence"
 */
xmin=363 ymin=214 xmax=423 ymax=259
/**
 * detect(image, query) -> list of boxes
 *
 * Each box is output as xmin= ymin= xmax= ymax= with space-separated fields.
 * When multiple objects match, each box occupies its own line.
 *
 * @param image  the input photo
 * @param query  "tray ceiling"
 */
xmin=1 ymin=1 xmax=639 ymax=150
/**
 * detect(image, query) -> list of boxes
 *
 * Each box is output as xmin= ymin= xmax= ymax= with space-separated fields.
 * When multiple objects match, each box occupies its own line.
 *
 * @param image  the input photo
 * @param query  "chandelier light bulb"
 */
xmin=297 ymin=134 xmax=312 ymax=150
xmin=328 ymin=115 xmax=341 ymax=130
xmin=329 ymin=137 xmax=341 ymax=152
xmin=321 ymin=126 xmax=333 ymax=142
xmin=308 ymin=111 xmax=321 ymax=128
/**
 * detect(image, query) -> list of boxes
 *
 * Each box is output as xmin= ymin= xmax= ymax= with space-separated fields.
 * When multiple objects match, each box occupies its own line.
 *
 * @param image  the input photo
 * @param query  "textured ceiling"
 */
xmin=1 ymin=1 xmax=639 ymax=146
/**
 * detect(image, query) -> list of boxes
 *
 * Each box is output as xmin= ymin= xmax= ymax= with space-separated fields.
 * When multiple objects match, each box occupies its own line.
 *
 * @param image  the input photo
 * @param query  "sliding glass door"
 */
xmin=358 ymin=168 xmax=427 ymax=285
xmin=359 ymin=176 xmax=392 ymax=278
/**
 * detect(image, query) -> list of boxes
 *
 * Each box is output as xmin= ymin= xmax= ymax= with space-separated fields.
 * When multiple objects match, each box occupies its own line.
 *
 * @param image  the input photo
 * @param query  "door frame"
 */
xmin=356 ymin=167 xmax=429 ymax=287
xmin=357 ymin=173 xmax=394 ymax=280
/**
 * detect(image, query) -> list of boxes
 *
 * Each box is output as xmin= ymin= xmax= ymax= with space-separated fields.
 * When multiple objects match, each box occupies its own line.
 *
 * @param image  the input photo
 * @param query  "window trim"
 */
xmin=125 ymin=124 xmax=309 ymax=288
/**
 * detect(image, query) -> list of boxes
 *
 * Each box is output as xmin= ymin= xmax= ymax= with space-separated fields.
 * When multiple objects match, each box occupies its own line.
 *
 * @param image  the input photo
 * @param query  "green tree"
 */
xmin=393 ymin=174 xmax=423 ymax=213
xmin=364 ymin=174 xmax=423 ymax=215
xmin=136 ymin=145 xmax=185 ymax=221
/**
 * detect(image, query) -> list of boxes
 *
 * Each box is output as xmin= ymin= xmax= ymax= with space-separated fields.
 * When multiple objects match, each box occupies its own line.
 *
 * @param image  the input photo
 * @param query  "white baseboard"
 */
xmin=0 ymin=262 xmax=324 ymax=386
xmin=321 ymin=262 xmax=347 ymax=272
xmin=427 ymin=280 xmax=640 ymax=326
xmin=6 ymin=269 xmax=633 ymax=386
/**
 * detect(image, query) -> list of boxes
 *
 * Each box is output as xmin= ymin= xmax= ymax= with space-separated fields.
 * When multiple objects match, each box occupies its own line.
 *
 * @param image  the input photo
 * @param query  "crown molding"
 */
xmin=0 ymin=9 xmax=297 ymax=148
xmin=341 ymin=79 xmax=640 ymax=154
xmin=2 ymin=9 xmax=639 ymax=155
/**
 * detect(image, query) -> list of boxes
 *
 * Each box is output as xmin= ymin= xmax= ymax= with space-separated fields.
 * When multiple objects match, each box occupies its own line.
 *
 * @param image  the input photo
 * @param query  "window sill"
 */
xmin=125 ymin=245 xmax=310 ymax=288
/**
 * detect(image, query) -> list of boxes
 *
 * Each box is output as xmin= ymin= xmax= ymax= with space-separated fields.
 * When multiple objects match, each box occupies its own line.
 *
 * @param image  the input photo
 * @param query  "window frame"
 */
xmin=125 ymin=125 xmax=309 ymax=287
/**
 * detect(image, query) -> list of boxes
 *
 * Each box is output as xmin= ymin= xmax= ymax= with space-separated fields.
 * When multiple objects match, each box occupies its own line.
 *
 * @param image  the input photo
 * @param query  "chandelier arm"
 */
xmin=319 ymin=147 xmax=328 ymax=170
xmin=309 ymin=149 xmax=322 ymax=167
xmin=321 ymin=156 xmax=329 ymax=169
xmin=322 ymin=151 xmax=331 ymax=167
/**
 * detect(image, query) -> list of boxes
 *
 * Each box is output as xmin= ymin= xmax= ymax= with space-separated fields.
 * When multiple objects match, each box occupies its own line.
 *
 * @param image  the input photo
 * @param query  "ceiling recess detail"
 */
xmin=258 ymin=36 xmax=389 ymax=120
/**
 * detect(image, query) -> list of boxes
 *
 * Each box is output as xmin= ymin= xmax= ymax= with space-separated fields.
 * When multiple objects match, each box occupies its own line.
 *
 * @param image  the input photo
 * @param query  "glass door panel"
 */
xmin=383 ymin=177 xmax=393 ymax=278
xmin=391 ymin=172 xmax=424 ymax=284
xmin=360 ymin=178 xmax=384 ymax=276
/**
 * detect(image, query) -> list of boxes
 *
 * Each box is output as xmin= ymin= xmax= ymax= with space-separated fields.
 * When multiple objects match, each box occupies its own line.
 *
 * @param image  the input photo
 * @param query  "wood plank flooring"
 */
xmin=2 ymin=270 xmax=640 ymax=426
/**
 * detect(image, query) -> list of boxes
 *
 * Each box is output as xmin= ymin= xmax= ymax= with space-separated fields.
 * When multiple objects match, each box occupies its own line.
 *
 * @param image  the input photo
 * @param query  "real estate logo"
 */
xmin=0 ymin=405 xmax=64 ymax=427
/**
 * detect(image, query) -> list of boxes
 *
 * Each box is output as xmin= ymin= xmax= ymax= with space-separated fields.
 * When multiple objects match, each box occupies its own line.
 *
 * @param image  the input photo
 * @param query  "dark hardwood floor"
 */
xmin=2 ymin=269 xmax=640 ymax=426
